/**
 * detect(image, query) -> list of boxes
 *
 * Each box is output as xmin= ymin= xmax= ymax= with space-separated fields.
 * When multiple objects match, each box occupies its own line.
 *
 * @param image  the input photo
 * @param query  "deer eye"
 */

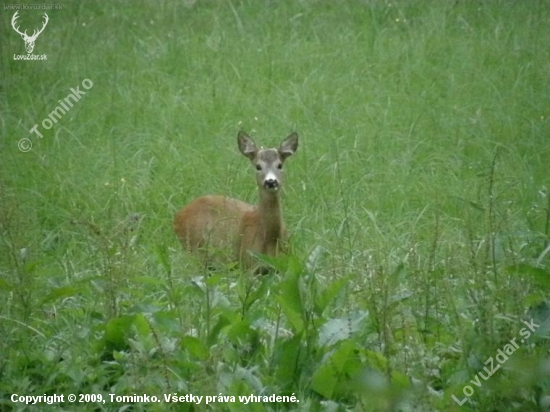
xmin=255 ymin=164 xmax=262 ymax=171
xmin=277 ymin=163 xmax=283 ymax=170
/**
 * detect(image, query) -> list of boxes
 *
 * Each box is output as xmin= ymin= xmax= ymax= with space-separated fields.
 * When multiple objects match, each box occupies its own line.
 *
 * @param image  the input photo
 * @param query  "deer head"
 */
xmin=11 ymin=11 xmax=49 ymax=54
xmin=238 ymin=131 xmax=299 ymax=194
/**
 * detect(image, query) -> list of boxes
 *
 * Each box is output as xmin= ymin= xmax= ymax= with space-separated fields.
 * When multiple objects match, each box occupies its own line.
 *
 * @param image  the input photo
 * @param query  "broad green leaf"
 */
xmin=240 ymin=274 xmax=271 ymax=312
xmin=527 ymin=300 xmax=550 ymax=338
xmin=100 ymin=315 xmax=135 ymax=352
xmin=0 ymin=278 xmax=12 ymax=292
xmin=314 ymin=277 xmax=347 ymax=316
xmin=133 ymin=313 xmax=150 ymax=339
xmin=40 ymin=286 xmax=81 ymax=305
xmin=311 ymin=340 xmax=357 ymax=399
xmin=207 ymin=315 xmax=231 ymax=345
xmin=276 ymin=268 xmax=305 ymax=333
xmin=319 ymin=311 xmax=368 ymax=347
xmin=363 ymin=348 xmax=388 ymax=371
xmin=306 ymin=245 xmax=324 ymax=272
xmin=226 ymin=319 xmax=258 ymax=347
xmin=392 ymin=263 xmax=407 ymax=283
xmin=253 ymin=252 xmax=288 ymax=272
xmin=386 ymin=289 xmax=413 ymax=310
xmin=152 ymin=310 xmax=181 ymax=332
xmin=274 ymin=333 xmax=303 ymax=388
xmin=507 ymin=264 xmax=550 ymax=290
xmin=190 ymin=276 xmax=207 ymax=293
xmin=363 ymin=349 xmax=409 ymax=388
xmin=181 ymin=335 xmax=209 ymax=360
xmin=286 ymin=255 xmax=304 ymax=277
xmin=205 ymin=273 xmax=224 ymax=286
xmin=312 ymin=343 xmax=409 ymax=400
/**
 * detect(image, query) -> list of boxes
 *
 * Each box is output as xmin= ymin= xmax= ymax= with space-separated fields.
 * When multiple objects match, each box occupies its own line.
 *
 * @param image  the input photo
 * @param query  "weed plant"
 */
xmin=1 ymin=1 xmax=550 ymax=410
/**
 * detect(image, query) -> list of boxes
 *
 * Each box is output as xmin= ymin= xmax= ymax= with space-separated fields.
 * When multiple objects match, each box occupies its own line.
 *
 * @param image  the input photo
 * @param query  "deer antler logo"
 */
xmin=11 ymin=11 xmax=49 ymax=54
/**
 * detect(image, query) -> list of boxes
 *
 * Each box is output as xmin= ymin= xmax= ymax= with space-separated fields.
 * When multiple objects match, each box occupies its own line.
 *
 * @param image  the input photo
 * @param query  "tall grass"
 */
xmin=1 ymin=0 xmax=550 ymax=410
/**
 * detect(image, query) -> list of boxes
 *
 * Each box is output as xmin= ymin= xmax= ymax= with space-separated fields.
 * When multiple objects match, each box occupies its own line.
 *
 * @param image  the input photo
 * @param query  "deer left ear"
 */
xmin=238 ymin=131 xmax=258 ymax=160
xmin=279 ymin=132 xmax=298 ymax=161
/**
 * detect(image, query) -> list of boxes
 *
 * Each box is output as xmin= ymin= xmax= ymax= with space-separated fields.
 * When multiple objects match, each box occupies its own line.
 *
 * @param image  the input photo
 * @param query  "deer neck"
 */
xmin=258 ymin=190 xmax=283 ymax=240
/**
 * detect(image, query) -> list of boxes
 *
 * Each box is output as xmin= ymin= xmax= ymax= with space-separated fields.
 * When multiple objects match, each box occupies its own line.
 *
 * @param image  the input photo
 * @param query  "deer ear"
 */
xmin=238 ymin=131 xmax=258 ymax=160
xmin=279 ymin=132 xmax=298 ymax=161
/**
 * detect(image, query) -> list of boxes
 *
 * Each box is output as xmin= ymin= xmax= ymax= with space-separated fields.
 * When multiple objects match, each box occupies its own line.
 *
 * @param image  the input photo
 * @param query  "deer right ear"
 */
xmin=238 ymin=131 xmax=258 ymax=160
xmin=279 ymin=132 xmax=298 ymax=161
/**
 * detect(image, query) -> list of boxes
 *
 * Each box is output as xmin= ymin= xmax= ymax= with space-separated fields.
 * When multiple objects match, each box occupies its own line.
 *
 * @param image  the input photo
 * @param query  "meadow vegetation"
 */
xmin=1 ymin=0 xmax=550 ymax=410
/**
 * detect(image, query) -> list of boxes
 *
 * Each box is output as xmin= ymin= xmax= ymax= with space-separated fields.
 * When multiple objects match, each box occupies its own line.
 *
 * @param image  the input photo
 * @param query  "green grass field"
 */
xmin=2 ymin=0 xmax=550 ymax=410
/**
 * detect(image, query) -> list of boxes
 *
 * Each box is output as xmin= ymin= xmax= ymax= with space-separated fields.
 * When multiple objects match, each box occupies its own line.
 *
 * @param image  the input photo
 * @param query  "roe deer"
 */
xmin=174 ymin=131 xmax=299 ymax=272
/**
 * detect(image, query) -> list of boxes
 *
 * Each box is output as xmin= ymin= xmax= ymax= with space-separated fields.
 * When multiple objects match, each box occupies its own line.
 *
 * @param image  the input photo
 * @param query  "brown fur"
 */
xmin=174 ymin=131 xmax=298 ymax=272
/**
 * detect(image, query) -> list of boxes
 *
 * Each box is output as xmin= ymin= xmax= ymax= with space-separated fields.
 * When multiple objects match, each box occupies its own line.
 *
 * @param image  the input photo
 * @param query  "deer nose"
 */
xmin=264 ymin=178 xmax=279 ymax=189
